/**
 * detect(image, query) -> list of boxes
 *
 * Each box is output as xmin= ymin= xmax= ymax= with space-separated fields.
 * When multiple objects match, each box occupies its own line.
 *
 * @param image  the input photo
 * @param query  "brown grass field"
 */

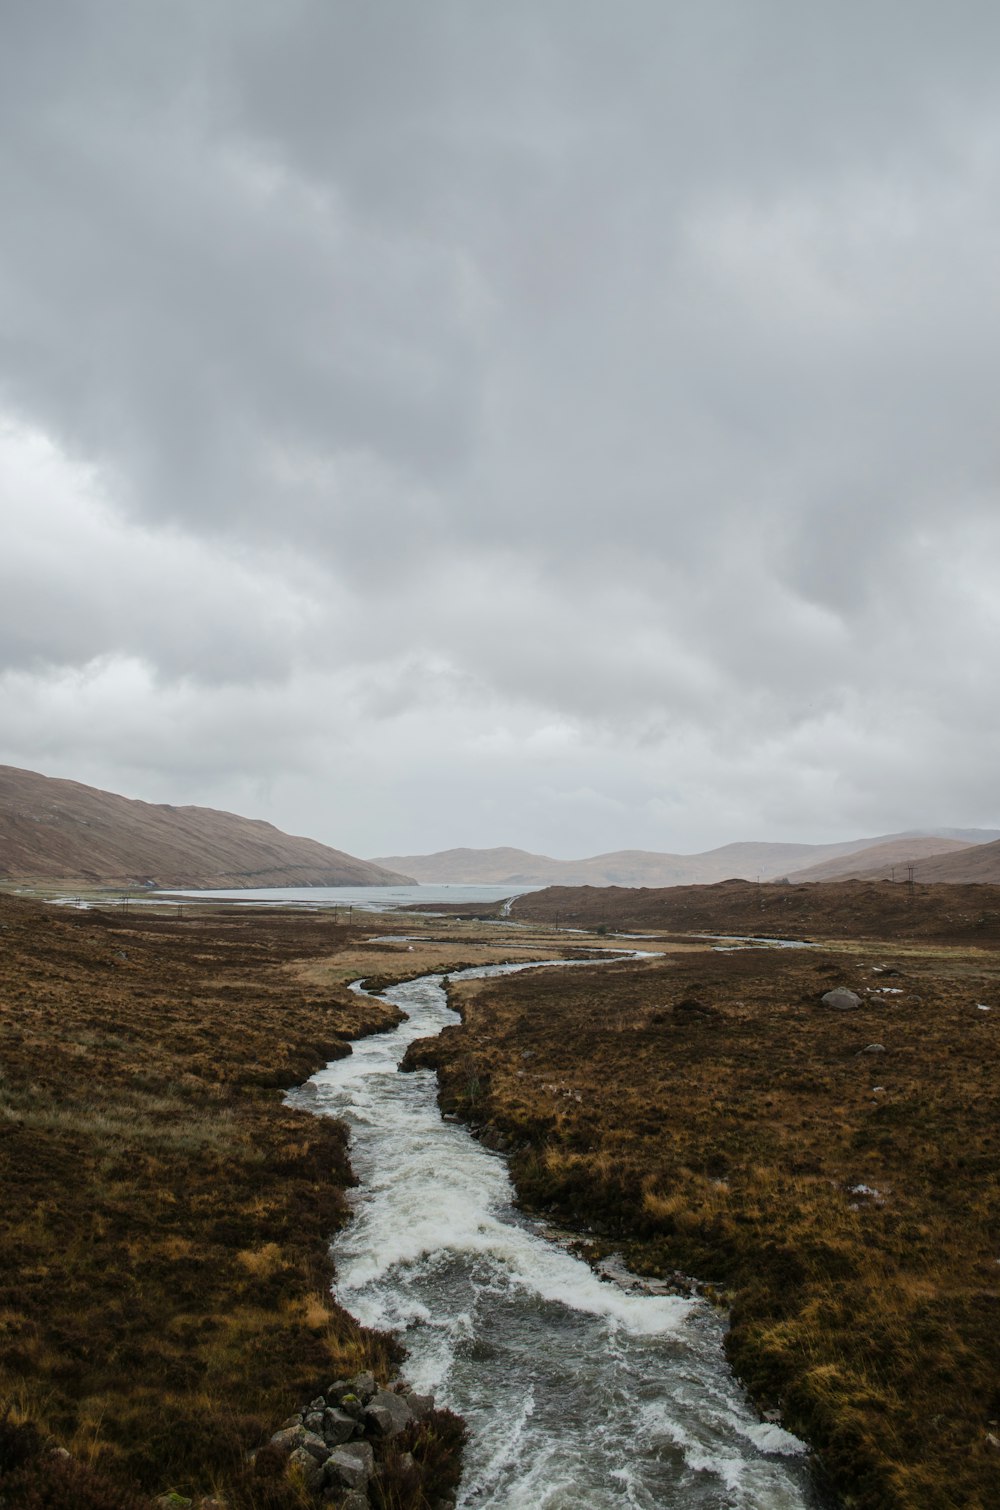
xmin=0 ymin=894 xmax=548 ymax=1509
xmin=506 ymin=876 xmax=1000 ymax=945
xmin=406 ymin=923 xmax=1000 ymax=1509
xmin=5 ymin=882 xmax=1000 ymax=1508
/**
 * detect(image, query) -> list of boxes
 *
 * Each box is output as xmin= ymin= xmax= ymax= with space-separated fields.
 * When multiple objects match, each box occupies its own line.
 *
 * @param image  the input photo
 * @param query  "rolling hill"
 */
xmin=784 ymin=835 xmax=975 ymax=882
xmin=0 ymin=765 xmax=414 ymax=889
xmin=372 ymin=831 xmax=999 ymax=889
xmin=871 ymin=836 xmax=1000 ymax=885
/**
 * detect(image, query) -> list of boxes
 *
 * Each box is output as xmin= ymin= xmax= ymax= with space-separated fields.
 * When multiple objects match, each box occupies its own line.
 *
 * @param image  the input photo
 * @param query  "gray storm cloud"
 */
xmin=1 ymin=1 xmax=998 ymax=854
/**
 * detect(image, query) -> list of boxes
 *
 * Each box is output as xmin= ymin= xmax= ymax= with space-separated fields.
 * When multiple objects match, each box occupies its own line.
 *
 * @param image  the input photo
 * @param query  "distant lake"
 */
xmin=157 ymin=883 xmax=545 ymax=912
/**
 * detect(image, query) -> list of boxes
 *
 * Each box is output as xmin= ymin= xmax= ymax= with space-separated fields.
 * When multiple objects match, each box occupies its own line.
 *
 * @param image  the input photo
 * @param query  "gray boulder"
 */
xmin=302 ymin=1432 xmax=332 ymax=1464
xmin=322 ymin=1406 xmax=358 ymax=1446
xmin=286 ymin=1445 xmax=325 ymax=1492
xmin=364 ymin=1389 xmax=414 ymax=1438
xmin=859 ymin=1042 xmax=886 ymax=1054
xmin=821 ymin=988 xmax=861 ymax=1011
xmin=325 ymin=1441 xmax=375 ymax=1493
xmin=268 ymin=1425 xmax=311 ymax=1461
xmin=348 ymin=1372 xmax=377 ymax=1404
xmin=404 ymin=1391 xmax=435 ymax=1421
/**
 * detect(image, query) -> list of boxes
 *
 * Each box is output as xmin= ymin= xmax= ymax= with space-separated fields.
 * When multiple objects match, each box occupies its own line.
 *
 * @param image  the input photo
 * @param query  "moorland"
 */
xmin=0 ymin=892 xmax=561 ymax=1509
xmin=0 ymin=765 xmax=413 ymax=888
xmin=406 ymin=882 xmax=1000 ymax=1509
xmin=3 ymin=875 xmax=1000 ymax=1510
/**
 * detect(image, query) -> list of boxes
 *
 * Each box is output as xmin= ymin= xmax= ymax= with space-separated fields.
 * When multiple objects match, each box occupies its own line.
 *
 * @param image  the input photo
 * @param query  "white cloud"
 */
xmin=1 ymin=2 xmax=999 ymax=855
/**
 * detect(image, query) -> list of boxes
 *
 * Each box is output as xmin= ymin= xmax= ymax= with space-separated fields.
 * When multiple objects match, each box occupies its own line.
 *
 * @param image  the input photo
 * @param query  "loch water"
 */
xmin=286 ymin=961 xmax=819 ymax=1509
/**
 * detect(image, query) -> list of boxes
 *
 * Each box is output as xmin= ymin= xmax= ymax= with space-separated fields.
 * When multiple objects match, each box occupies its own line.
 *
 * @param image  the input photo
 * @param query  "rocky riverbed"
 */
xmin=253 ymin=1371 xmax=461 ymax=1509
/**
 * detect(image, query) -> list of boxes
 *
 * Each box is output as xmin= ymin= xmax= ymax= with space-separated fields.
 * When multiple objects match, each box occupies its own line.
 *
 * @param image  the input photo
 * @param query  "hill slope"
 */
xmin=785 ymin=836 xmax=974 ymax=883
xmin=0 ymin=766 xmax=414 ymax=889
xmin=892 ymin=836 xmax=1000 ymax=884
xmin=508 ymin=878 xmax=1000 ymax=944
xmin=373 ymin=832 xmax=998 ymax=888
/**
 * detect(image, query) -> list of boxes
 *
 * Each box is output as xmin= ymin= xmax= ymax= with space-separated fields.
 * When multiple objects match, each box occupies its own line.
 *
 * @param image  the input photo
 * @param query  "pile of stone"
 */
xmin=259 ymin=1371 xmax=444 ymax=1508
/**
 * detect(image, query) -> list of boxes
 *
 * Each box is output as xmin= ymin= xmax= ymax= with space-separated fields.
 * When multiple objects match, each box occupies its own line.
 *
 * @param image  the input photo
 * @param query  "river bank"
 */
xmin=297 ymin=961 xmax=818 ymax=1508
xmin=0 ymin=896 xmax=554 ymax=1508
xmin=406 ymin=938 xmax=1000 ymax=1509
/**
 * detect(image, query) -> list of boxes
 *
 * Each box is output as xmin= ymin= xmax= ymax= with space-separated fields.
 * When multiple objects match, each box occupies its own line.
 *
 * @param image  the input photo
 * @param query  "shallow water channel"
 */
xmin=287 ymin=959 xmax=819 ymax=1509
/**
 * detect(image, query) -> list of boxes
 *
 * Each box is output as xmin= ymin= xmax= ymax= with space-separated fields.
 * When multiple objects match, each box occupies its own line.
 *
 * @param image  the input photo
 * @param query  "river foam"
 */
xmin=287 ymin=961 xmax=818 ymax=1509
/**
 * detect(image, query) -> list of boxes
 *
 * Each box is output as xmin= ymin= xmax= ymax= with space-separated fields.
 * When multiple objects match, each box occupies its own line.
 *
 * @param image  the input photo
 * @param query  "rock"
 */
xmin=348 ymin=1372 xmax=377 ymax=1404
xmin=859 ymin=1042 xmax=886 ymax=1054
xmin=287 ymin=1445 xmax=325 ymax=1492
xmin=321 ymin=1407 xmax=358 ymax=1446
xmin=363 ymin=1389 xmax=414 ymax=1438
xmin=301 ymin=1431 xmax=332 ymax=1464
xmin=338 ymin=1392 xmax=365 ymax=1420
xmin=335 ymin=1494 xmax=370 ymax=1510
xmin=304 ymin=1411 xmax=326 ymax=1433
xmin=821 ymin=988 xmax=861 ymax=1011
xmin=268 ymin=1425 xmax=308 ymax=1460
xmin=325 ymin=1441 xmax=375 ymax=1492
xmin=278 ymin=1414 xmax=301 ymax=1430
xmin=404 ymin=1391 xmax=435 ymax=1420
xmin=309 ymin=1396 xmax=327 ymax=1413
xmin=270 ymin=1424 xmax=329 ymax=1463
xmin=326 ymin=1378 xmax=352 ymax=1401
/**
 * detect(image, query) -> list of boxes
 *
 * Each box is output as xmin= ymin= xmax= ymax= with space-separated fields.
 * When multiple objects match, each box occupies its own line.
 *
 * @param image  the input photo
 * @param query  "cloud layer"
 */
xmin=2 ymin=1 xmax=999 ymax=855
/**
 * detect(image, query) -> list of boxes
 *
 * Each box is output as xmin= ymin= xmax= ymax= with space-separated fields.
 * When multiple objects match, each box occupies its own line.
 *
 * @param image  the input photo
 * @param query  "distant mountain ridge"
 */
xmin=814 ymin=837 xmax=1000 ymax=886
xmin=783 ymin=836 xmax=975 ymax=883
xmin=0 ymin=766 xmax=414 ymax=889
xmin=373 ymin=831 xmax=1000 ymax=888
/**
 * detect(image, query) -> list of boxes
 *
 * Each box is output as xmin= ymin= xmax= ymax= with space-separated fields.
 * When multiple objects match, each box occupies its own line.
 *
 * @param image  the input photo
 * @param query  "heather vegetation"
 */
xmin=6 ymin=880 xmax=1000 ymax=1508
xmin=0 ymin=895 xmax=489 ymax=1509
xmin=408 ymin=931 xmax=1000 ymax=1509
xmin=508 ymin=876 xmax=1000 ymax=945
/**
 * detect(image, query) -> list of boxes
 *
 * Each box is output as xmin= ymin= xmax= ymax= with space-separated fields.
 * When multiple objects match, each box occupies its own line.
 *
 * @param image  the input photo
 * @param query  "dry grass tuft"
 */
xmin=0 ymin=895 xmax=414 ymax=1506
xmin=411 ymin=939 xmax=1000 ymax=1510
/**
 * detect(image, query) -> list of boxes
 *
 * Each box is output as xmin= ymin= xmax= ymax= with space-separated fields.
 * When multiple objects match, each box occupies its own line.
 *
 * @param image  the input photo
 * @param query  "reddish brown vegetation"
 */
xmin=408 ymin=937 xmax=1000 ymax=1509
xmin=0 ymin=894 xmax=446 ymax=1507
xmin=510 ymin=876 xmax=1000 ymax=945
xmin=0 ymin=764 xmax=412 ymax=887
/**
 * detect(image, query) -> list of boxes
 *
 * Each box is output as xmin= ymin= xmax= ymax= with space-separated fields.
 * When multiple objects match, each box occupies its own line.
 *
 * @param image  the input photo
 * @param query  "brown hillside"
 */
xmin=0 ymin=892 xmax=465 ymax=1508
xmin=374 ymin=836 xmax=920 ymax=887
xmin=0 ymin=765 xmax=413 ymax=888
xmin=510 ymin=878 xmax=1000 ymax=945
xmin=894 ymin=836 xmax=1000 ymax=884
xmin=785 ymin=836 xmax=973 ymax=883
xmin=409 ymin=940 xmax=1000 ymax=1509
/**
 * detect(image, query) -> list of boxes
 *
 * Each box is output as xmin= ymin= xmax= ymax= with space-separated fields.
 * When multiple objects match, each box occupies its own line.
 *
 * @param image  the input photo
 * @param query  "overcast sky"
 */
xmin=2 ymin=1 xmax=999 ymax=859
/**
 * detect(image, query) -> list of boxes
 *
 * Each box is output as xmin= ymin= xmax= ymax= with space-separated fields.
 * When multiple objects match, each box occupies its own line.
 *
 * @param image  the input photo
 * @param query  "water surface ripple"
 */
xmin=287 ymin=960 xmax=818 ymax=1509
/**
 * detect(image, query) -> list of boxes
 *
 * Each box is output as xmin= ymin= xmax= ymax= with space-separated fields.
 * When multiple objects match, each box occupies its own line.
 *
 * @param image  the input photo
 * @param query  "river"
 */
xmin=286 ymin=959 xmax=819 ymax=1509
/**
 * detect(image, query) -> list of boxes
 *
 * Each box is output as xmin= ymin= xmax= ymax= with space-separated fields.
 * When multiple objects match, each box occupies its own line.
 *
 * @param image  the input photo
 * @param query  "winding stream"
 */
xmin=286 ymin=959 xmax=819 ymax=1509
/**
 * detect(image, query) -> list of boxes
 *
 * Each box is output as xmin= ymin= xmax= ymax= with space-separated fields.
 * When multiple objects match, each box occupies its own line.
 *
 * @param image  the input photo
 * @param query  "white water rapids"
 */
xmin=286 ymin=960 xmax=819 ymax=1509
